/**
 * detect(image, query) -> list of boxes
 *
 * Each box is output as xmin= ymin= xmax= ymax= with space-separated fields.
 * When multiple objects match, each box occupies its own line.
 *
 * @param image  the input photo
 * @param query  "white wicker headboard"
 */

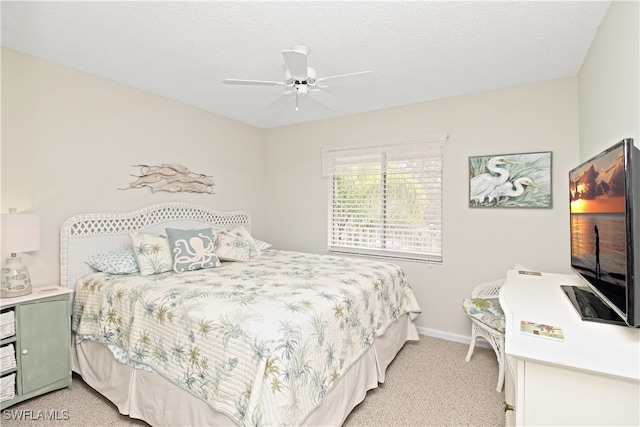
xmin=60 ymin=202 xmax=251 ymax=289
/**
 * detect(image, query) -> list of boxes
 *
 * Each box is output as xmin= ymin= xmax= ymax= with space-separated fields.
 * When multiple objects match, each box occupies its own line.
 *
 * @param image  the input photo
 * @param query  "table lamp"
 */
xmin=1 ymin=209 xmax=40 ymax=298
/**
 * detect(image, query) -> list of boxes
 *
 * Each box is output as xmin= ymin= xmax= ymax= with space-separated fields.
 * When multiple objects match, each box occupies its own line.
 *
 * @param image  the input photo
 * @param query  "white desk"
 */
xmin=500 ymin=269 xmax=640 ymax=426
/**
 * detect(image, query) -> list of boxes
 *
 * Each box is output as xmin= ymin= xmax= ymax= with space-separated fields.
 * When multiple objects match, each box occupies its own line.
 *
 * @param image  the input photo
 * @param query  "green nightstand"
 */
xmin=0 ymin=286 xmax=72 ymax=409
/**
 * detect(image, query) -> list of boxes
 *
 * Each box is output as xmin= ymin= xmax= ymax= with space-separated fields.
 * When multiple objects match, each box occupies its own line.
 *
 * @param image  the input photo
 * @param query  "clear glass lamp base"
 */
xmin=1 ymin=256 xmax=33 ymax=298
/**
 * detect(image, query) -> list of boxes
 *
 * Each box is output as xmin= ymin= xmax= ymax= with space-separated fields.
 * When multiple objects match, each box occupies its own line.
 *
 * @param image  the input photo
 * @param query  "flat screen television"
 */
xmin=567 ymin=138 xmax=639 ymax=328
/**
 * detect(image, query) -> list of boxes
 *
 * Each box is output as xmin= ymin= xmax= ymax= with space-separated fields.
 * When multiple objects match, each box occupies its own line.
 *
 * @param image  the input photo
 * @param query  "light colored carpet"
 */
xmin=2 ymin=335 xmax=505 ymax=426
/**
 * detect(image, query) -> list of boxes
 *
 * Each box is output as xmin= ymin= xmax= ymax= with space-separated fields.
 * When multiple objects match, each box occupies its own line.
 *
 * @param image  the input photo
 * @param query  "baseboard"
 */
xmin=416 ymin=326 xmax=491 ymax=349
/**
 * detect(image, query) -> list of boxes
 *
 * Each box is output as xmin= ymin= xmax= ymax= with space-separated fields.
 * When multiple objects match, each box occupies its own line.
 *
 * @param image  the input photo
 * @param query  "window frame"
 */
xmin=322 ymin=135 xmax=447 ymax=263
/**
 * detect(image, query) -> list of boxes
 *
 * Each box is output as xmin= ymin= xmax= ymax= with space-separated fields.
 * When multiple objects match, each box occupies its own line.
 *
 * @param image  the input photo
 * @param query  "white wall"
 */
xmin=1 ymin=48 xmax=267 ymax=286
xmin=263 ymin=78 xmax=580 ymax=337
xmin=578 ymin=0 xmax=639 ymax=157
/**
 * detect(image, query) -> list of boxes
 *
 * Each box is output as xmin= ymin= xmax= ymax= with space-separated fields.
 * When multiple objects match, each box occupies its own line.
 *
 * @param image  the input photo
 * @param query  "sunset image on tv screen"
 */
xmin=570 ymin=149 xmax=625 ymax=214
xmin=570 ymin=145 xmax=626 ymax=291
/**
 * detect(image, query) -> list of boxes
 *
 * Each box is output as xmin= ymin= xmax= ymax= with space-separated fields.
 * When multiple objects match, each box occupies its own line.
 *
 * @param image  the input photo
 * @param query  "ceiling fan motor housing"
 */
xmin=285 ymin=67 xmax=316 ymax=89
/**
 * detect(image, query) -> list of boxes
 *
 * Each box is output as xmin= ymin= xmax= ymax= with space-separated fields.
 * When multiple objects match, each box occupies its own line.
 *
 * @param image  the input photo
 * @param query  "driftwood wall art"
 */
xmin=119 ymin=164 xmax=215 ymax=194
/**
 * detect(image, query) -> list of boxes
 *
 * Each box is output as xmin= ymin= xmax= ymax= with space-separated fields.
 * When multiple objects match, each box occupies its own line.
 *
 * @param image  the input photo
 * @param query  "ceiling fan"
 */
xmin=223 ymin=45 xmax=376 ymax=111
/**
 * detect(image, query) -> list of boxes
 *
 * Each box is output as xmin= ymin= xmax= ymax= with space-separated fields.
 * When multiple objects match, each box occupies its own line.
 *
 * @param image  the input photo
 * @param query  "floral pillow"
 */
xmin=129 ymin=230 xmax=173 ymax=276
xmin=86 ymin=249 xmax=139 ymax=274
xmin=215 ymin=226 xmax=261 ymax=261
xmin=166 ymin=228 xmax=221 ymax=273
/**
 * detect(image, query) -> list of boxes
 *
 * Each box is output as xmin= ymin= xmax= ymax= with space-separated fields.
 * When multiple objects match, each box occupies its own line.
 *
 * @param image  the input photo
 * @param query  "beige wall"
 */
xmin=264 ymin=78 xmax=580 ymax=338
xmin=2 ymin=0 xmax=636 ymax=340
xmin=0 ymin=49 xmax=582 ymax=340
xmin=579 ymin=0 xmax=639 ymax=157
xmin=1 ymin=48 xmax=267 ymax=286
xmin=262 ymin=0 xmax=639 ymax=339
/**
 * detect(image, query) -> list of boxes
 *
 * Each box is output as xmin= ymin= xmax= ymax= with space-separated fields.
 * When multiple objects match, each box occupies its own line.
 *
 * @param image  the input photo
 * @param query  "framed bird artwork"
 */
xmin=469 ymin=151 xmax=552 ymax=208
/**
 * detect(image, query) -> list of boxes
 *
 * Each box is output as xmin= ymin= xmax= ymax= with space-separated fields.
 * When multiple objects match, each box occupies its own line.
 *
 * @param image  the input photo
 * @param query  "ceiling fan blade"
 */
xmin=223 ymin=79 xmax=285 ymax=87
xmin=282 ymin=49 xmax=308 ymax=79
xmin=263 ymin=91 xmax=294 ymax=110
xmin=316 ymin=71 xmax=377 ymax=88
xmin=309 ymin=89 xmax=337 ymax=110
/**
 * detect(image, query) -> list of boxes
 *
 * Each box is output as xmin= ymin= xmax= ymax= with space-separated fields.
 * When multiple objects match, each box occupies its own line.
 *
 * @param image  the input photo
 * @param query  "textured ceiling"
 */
xmin=1 ymin=1 xmax=611 ymax=129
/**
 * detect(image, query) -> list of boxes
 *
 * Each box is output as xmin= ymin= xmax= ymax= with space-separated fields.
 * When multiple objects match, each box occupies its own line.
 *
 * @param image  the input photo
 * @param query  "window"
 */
xmin=322 ymin=135 xmax=446 ymax=262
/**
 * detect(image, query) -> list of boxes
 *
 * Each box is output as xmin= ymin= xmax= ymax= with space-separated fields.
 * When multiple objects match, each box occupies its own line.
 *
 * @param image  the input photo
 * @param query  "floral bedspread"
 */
xmin=72 ymin=250 xmax=421 ymax=426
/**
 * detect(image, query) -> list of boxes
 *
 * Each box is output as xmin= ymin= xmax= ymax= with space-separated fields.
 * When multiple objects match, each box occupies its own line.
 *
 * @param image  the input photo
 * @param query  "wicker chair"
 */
xmin=462 ymin=278 xmax=507 ymax=392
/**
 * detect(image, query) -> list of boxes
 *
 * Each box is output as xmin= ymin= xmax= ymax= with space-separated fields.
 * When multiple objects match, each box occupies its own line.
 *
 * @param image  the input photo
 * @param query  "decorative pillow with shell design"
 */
xmin=215 ymin=226 xmax=261 ymax=261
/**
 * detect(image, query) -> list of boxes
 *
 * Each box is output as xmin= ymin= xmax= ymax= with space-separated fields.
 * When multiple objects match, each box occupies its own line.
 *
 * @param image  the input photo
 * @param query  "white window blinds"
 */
xmin=322 ymin=135 xmax=447 ymax=262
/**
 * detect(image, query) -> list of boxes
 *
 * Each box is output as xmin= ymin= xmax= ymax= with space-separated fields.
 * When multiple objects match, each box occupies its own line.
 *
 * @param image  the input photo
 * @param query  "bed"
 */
xmin=60 ymin=202 xmax=421 ymax=426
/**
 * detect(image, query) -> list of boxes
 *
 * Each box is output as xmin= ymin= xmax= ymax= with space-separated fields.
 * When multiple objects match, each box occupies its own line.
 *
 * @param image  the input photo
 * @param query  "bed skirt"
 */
xmin=72 ymin=313 xmax=419 ymax=427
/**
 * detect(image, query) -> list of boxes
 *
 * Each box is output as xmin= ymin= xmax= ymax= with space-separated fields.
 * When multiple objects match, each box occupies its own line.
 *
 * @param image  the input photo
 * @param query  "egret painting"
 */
xmin=469 ymin=151 xmax=552 ymax=208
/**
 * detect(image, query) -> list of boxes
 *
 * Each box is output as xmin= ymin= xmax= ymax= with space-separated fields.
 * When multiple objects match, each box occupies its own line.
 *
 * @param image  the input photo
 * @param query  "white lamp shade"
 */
xmin=1 ymin=213 xmax=40 ymax=253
